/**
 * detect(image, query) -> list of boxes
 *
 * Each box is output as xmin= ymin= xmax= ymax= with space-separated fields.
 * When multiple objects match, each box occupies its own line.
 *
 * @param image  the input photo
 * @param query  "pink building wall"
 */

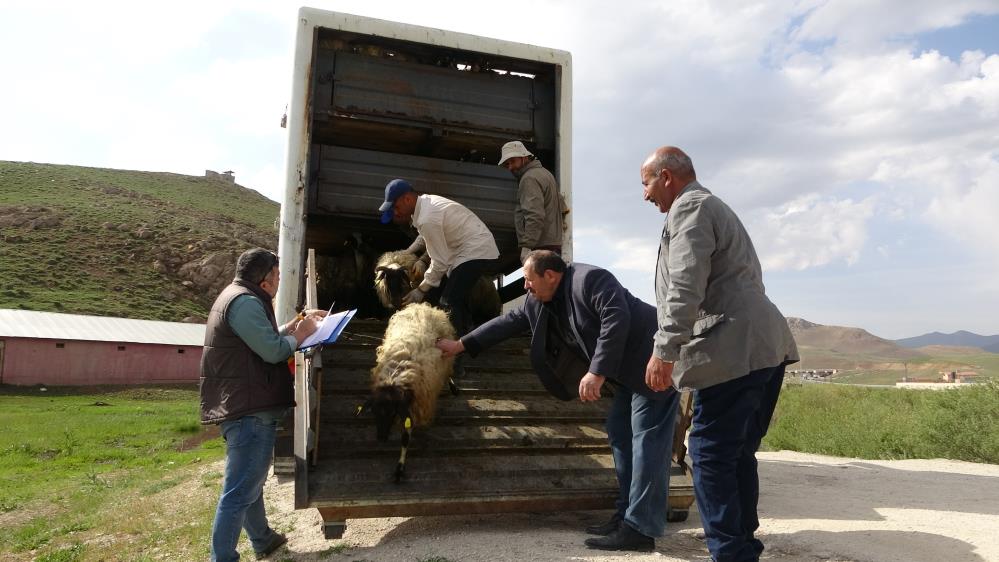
xmin=0 ymin=337 xmax=203 ymax=386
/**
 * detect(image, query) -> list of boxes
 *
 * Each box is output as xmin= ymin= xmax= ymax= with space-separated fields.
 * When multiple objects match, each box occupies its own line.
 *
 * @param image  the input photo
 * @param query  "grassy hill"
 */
xmin=0 ymin=161 xmax=279 ymax=322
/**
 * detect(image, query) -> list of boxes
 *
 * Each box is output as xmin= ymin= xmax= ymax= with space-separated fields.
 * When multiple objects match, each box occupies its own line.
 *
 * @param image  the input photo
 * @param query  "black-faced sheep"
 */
xmin=373 ymin=251 xmax=502 ymax=326
xmin=373 ymin=250 xmax=420 ymax=311
xmin=358 ymin=302 xmax=457 ymax=482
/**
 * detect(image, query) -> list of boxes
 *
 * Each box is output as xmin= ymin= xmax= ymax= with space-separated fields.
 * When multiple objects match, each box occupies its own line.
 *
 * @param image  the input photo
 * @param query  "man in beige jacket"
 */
xmin=498 ymin=141 xmax=565 ymax=262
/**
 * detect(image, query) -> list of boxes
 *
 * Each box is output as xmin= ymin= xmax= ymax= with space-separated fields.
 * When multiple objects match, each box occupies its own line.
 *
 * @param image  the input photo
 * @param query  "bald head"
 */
xmin=640 ymin=146 xmax=696 ymax=214
xmin=642 ymin=146 xmax=695 ymax=181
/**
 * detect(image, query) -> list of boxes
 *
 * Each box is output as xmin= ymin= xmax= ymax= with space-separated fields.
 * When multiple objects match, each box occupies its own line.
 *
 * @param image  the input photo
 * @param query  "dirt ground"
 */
xmin=257 ymin=451 xmax=999 ymax=562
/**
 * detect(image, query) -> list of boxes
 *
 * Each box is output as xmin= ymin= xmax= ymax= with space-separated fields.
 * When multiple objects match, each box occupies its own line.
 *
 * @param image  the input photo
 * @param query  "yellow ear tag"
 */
xmin=355 ymin=405 xmax=363 ymax=415
xmin=404 ymin=417 xmax=412 ymax=429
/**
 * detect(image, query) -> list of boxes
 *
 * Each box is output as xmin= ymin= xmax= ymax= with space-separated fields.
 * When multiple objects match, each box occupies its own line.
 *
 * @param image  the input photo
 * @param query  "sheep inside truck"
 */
xmin=373 ymin=250 xmax=502 ymax=325
xmin=356 ymin=302 xmax=459 ymax=482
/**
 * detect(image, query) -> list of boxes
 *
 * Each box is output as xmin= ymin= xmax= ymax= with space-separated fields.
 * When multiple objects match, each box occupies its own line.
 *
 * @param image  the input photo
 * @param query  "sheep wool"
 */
xmin=371 ymin=302 xmax=456 ymax=427
xmin=373 ymin=251 xmax=420 ymax=310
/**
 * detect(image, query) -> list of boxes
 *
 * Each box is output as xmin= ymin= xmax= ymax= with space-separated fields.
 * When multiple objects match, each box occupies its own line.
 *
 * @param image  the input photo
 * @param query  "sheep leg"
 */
xmin=448 ymin=377 xmax=459 ymax=396
xmin=394 ymin=415 xmax=412 ymax=483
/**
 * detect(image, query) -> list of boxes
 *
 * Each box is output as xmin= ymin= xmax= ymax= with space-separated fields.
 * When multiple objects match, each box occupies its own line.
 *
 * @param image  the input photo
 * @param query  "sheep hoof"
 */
xmin=394 ymin=464 xmax=406 ymax=483
xmin=448 ymin=378 xmax=460 ymax=396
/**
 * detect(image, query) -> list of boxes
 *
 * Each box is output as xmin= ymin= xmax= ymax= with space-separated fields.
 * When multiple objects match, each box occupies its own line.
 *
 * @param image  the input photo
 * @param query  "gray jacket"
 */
xmin=654 ymin=181 xmax=798 ymax=390
xmin=514 ymin=160 xmax=564 ymax=249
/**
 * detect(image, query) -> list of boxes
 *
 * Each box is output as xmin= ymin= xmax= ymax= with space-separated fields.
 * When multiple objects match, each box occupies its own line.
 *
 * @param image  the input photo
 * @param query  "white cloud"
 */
xmin=3 ymin=0 xmax=999 ymax=336
xmin=749 ymin=194 xmax=876 ymax=271
xmin=791 ymin=0 xmax=999 ymax=51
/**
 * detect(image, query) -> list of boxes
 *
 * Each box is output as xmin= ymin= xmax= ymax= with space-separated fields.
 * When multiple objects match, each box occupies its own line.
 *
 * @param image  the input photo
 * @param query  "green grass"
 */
xmin=0 ymin=386 xmax=223 ymax=561
xmin=765 ymin=380 xmax=999 ymax=463
xmin=0 ymin=160 xmax=278 ymax=321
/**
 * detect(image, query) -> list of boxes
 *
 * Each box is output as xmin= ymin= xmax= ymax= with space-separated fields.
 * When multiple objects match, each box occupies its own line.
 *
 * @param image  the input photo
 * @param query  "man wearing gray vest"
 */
xmin=640 ymin=147 xmax=798 ymax=562
xmin=200 ymin=248 xmax=326 ymax=562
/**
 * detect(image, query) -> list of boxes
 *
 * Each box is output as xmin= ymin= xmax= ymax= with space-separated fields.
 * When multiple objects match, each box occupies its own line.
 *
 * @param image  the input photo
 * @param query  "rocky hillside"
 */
xmin=787 ymin=317 xmax=925 ymax=369
xmin=0 ymin=161 xmax=279 ymax=322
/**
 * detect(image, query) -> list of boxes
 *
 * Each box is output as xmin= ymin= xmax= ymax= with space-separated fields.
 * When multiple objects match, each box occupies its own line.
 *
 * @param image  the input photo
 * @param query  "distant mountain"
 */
xmin=896 ymin=330 xmax=999 ymax=352
xmin=788 ymin=317 xmax=923 ymax=359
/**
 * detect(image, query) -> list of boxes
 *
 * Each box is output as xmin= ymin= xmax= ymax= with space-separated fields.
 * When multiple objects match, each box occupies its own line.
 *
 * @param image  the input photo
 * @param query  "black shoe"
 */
xmin=584 ymin=523 xmax=655 ymax=552
xmin=255 ymin=532 xmax=288 ymax=559
xmin=585 ymin=513 xmax=623 ymax=535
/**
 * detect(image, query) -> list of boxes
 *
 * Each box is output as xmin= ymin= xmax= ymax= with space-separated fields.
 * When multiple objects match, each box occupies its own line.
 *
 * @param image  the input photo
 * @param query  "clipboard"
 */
xmin=297 ymin=307 xmax=357 ymax=350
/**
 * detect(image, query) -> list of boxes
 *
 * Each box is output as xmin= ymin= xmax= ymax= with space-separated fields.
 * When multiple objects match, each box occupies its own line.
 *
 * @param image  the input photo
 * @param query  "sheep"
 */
xmin=373 ymin=250 xmax=502 ymax=326
xmin=357 ymin=302 xmax=458 ymax=482
xmin=373 ymin=250 xmax=420 ymax=311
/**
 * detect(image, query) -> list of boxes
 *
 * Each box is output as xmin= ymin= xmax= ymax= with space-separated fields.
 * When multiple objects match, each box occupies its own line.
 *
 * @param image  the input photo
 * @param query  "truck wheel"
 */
xmin=666 ymin=508 xmax=689 ymax=523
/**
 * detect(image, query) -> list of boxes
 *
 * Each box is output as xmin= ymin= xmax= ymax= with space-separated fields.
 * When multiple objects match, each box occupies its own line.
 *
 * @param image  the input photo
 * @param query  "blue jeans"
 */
xmin=606 ymin=384 xmax=680 ymax=537
xmin=688 ymin=365 xmax=785 ymax=562
xmin=211 ymin=415 xmax=281 ymax=562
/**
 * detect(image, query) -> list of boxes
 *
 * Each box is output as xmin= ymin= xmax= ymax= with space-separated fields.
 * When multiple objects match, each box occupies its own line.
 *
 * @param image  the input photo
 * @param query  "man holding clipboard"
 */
xmin=436 ymin=250 xmax=680 ymax=552
xmin=199 ymin=248 xmax=328 ymax=562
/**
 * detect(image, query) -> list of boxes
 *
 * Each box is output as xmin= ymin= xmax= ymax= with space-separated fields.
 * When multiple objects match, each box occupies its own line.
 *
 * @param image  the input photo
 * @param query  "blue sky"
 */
xmin=2 ymin=1 xmax=997 ymax=339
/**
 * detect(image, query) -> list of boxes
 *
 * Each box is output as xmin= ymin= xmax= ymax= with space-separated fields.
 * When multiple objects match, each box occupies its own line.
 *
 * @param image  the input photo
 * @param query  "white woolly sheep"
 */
xmin=373 ymin=250 xmax=420 ymax=311
xmin=358 ymin=302 xmax=457 ymax=482
xmin=373 ymin=250 xmax=502 ymax=326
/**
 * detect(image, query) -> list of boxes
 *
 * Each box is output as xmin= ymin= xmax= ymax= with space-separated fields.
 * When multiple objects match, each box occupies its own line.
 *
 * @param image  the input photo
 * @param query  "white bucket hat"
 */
xmin=498 ymin=141 xmax=533 ymax=165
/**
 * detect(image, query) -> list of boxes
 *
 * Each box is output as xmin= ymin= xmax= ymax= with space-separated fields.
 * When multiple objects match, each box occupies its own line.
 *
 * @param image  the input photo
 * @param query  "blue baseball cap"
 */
xmin=378 ymin=179 xmax=413 ymax=224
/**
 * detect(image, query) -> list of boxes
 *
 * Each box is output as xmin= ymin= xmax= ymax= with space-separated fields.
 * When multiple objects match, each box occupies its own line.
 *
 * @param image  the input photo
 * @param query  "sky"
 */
xmin=2 ymin=0 xmax=997 ymax=340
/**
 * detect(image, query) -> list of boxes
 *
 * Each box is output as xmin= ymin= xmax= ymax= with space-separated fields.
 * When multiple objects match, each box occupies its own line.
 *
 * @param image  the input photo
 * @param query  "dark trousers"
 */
xmin=688 ymin=364 xmax=785 ymax=562
xmin=440 ymin=258 xmax=494 ymax=337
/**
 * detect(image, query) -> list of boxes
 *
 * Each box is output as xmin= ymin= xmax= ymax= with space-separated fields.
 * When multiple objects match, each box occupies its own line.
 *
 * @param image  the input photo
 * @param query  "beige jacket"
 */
xmin=654 ymin=181 xmax=798 ymax=390
xmin=514 ymin=160 xmax=564 ymax=249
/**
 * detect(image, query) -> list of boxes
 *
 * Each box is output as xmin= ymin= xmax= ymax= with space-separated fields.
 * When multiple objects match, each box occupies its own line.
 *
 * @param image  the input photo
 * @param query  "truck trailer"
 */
xmin=273 ymin=7 xmax=693 ymax=539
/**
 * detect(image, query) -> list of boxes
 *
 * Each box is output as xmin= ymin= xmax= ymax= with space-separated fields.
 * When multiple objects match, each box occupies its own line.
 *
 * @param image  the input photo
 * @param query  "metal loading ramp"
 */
xmin=300 ymin=317 xmax=694 ymax=538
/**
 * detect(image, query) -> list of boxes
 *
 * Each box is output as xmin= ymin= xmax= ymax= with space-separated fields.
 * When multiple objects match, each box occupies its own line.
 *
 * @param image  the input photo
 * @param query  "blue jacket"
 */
xmin=462 ymin=262 xmax=665 ymax=400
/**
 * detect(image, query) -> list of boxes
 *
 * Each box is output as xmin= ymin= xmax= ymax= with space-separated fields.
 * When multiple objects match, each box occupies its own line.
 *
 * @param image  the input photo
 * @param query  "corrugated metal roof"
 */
xmin=0 ymin=309 xmax=205 ymax=346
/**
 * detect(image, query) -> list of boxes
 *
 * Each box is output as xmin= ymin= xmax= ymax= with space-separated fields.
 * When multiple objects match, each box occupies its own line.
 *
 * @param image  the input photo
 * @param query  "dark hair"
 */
xmin=525 ymin=250 xmax=566 ymax=276
xmin=235 ymin=248 xmax=279 ymax=285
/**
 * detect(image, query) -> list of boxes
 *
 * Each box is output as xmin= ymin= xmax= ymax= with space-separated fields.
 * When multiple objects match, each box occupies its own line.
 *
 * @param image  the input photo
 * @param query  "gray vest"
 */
xmin=199 ymin=283 xmax=294 ymax=424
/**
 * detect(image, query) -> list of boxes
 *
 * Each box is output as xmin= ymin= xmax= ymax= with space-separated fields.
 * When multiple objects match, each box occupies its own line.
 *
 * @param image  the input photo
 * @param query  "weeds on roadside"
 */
xmin=766 ymin=380 xmax=999 ymax=463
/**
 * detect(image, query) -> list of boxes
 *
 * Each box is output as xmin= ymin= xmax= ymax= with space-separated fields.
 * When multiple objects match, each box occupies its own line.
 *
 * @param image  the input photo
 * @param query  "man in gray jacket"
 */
xmin=640 ymin=146 xmax=798 ymax=562
xmin=498 ymin=141 xmax=564 ymax=262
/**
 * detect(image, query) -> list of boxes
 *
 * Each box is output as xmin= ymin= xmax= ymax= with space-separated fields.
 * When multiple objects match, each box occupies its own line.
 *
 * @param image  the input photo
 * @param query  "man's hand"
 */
xmin=645 ymin=356 xmax=674 ymax=392
xmin=435 ymin=338 xmax=464 ymax=358
xmin=520 ymin=247 xmax=531 ymax=264
xmin=578 ymin=372 xmax=605 ymax=402
xmin=304 ymin=308 xmax=328 ymax=319
xmin=410 ymin=259 xmax=428 ymax=282
xmin=402 ymin=287 xmax=425 ymax=305
xmin=293 ymin=316 xmax=319 ymax=342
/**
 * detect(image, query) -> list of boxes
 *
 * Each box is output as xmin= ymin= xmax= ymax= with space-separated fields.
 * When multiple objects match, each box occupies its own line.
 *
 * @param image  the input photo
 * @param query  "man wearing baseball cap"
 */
xmin=498 ymin=141 xmax=566 ymax=263
xmin=378 ymin=179 xmax=499 ymax=365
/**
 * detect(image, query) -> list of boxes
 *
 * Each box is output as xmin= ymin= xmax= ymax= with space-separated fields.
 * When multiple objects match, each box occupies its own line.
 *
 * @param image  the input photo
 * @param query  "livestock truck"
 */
xmin=273 ymin=7 xmax=694 ymax=539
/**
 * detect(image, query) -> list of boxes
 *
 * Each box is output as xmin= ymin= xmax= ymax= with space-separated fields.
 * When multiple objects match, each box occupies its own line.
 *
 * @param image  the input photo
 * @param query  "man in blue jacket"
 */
xmin=436 ymin=250 xmax=679 ymax=552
